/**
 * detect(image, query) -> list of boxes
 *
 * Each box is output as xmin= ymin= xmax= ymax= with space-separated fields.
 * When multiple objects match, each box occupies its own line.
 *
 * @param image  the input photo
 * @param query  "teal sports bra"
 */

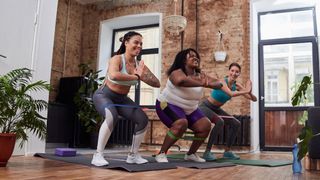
xmin=211 ymin=77 xmax=236 ymax=104
xmin=107 ymin=54 xmax=139 ymax=86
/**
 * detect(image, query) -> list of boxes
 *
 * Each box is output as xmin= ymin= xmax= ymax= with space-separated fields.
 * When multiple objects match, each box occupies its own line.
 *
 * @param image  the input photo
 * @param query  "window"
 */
xmin=263 ymin=43 xmax=314 ymax=106
xmin=259 ymin=8 xmax=317 ymax=107
xmin=266 ymin=72 xmax=279 ymax=103
xmin=260 ymin=9 xmax=314 ymax=40
xmin=112 ymin=24 xmax=160 ymax=107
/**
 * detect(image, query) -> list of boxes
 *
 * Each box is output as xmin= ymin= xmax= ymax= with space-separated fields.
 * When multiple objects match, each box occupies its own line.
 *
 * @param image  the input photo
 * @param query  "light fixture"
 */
xmin=163 ymin=0 xmax=187 ymax=36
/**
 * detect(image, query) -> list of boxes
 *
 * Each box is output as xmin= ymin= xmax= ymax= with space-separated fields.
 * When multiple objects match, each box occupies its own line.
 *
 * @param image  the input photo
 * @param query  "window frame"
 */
xmin=258 ymin=6 xmax=319 ymax=111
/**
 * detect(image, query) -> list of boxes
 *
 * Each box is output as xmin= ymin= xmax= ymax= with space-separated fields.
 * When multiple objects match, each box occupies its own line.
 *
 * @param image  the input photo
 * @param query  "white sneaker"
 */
xmin=155 ymin=152 xmax=169 ymax=163
xmin=91 ymin=152 xmax=109 ymax=166
xmin=126 ymin=153 xmax=148 ymax=164
xmin=184 ymin=153 xmax=206 ymax=163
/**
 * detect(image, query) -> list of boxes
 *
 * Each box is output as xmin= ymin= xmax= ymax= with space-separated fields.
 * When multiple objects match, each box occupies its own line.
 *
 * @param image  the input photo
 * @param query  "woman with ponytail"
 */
xmin=91 ymin=31 xmax=160 ymax=166
xmin=199 ymin=62 xmax=256 ymax=161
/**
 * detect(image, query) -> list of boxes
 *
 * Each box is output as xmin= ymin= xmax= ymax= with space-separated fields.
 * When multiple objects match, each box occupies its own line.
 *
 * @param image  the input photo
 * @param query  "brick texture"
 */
xmin=50 ymin=0 xmax=251 ymax=149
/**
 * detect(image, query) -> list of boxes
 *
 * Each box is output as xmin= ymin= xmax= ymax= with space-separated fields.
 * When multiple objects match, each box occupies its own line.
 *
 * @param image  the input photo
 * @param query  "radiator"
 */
xmin=108 ymin=116 xmax=134 ymax=145
xmin=108 ymin=115 xmax=251 ymax=146
xmin=214 ymin=115 xmax=251 ymax=146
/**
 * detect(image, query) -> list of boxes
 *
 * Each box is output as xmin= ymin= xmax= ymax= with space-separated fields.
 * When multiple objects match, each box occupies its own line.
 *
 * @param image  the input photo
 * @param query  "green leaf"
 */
xmin=0 ymin=68 xmax=49 ymax=147
xmin=73 ymin=64 xmax=105 ymax=133
xmin=291 ymin=75 xmax=312 ymax=107
xmin=298 ymin=126 xmax=313 ymax=160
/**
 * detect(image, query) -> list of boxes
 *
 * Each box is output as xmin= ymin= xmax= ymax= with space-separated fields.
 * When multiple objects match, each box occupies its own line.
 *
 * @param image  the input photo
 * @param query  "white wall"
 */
xmin=0 ymin=0 xmax=58 ymax=155
xmin=250 ymin=0 xmax=319 ymax=152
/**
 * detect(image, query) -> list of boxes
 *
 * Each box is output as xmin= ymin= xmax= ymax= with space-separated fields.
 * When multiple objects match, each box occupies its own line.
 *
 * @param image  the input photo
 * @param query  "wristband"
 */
xmin=134 ymin=73 xmax=140 ymax=80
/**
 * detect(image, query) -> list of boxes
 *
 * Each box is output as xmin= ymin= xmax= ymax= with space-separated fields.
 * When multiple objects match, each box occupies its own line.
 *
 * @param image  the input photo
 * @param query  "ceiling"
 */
xmin=75 ymin=0 xmax=161 ymax=9
xmin=75 ymin=0 xmax=110 ymax=4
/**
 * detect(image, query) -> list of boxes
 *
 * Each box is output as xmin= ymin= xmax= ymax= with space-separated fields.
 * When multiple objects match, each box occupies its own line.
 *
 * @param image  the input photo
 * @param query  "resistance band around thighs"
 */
xmin=104 ymin=104 xmax=140 ymax=109
xmin=189 ymin=136 xmax=206 ymax=141
xmin=167 ymin=130 xmax=180 ymax=140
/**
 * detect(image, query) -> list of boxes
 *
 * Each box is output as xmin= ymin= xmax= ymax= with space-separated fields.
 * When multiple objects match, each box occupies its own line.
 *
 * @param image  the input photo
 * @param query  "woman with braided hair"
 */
xmin=91 ymin=31 xmax=160 ymax=166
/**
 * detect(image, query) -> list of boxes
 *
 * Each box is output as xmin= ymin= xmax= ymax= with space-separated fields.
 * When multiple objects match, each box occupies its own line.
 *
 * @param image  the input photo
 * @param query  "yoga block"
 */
xmin=55 ymin=148 xmax=77 ymax=157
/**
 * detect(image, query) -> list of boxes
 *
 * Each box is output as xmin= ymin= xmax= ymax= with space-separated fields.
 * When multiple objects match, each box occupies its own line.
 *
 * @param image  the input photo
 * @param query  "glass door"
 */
xmin=258 ymin=8 xmax=319 ymax=150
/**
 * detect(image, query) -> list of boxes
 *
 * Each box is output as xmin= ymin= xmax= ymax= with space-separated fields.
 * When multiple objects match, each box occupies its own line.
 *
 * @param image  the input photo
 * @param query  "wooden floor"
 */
xmin=1 ymin=152 xmax=320 ymax=180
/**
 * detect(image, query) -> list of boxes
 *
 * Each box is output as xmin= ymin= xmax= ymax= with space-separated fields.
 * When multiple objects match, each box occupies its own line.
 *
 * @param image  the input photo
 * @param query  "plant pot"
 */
xmin=214 ymin=51 xmax=227 ymax=62
xmin=0 ymin=133 xmax=16 ymax=167
xmin=308 ymin=107 xmax=320 ymax=159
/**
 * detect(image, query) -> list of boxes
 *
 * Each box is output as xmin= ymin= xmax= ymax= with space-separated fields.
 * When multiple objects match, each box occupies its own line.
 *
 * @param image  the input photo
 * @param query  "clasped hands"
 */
xmin=133 ymin=60 xmax=145 ymax=80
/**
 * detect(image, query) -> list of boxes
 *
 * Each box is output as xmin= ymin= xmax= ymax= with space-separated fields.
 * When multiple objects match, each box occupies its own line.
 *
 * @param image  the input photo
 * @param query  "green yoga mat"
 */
xmin=166 ymin=153 xmax=292 ymax=167
xmin=216 ymin=159 xmax=292 ymax=167
xmin=166 ymin=153 xmax=188 ymax=159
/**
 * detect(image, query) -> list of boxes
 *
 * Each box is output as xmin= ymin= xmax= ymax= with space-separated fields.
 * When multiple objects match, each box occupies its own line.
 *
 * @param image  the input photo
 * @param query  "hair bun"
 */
xmin=119 ymin=37 xmax=124 ymax=42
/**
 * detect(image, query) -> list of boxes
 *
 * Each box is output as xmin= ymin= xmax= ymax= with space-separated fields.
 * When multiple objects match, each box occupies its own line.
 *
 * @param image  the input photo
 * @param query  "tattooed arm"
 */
xmin=136 ymin=60 xmax=160 ymax=88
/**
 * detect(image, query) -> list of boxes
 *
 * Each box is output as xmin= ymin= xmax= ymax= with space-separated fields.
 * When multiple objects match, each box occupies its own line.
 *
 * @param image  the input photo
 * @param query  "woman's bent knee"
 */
xmin=203 ymin=120 xmax=211 ymax=133
xmin=193 ymin=118 xmax=211 ymax=135
xmin=171 ymin=119 xmax=188 ymax=133
xmin=215 ymin=118 xmax=224 ymax=128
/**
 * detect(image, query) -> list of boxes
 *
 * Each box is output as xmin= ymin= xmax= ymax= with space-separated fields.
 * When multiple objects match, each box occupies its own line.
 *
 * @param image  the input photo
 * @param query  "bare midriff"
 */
xmin=207 ymin=96 xmax=224 ymax=107
xmin=105 ymin=80 xmax=131 ymax=95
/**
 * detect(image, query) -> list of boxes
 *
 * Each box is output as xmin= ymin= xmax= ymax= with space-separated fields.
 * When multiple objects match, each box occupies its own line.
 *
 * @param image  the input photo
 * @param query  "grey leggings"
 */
xmin=93 ymin=85 xmax=148 ymax=135
xmin=199 ymin=99 xmax=240 ymax=150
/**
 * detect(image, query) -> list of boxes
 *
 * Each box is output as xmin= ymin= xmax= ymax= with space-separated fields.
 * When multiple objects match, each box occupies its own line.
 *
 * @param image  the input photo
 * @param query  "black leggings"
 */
xmin=199 ymin=99 xmax=240 ymax=149
xmin=93 ymin=85 xmax=148 ymax=135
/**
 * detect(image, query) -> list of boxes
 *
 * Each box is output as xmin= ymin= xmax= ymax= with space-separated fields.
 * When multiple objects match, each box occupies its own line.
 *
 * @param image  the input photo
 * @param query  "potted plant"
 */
xmin=74 ymin=63 xmax=104 ymax=148
xmin=0 ymin=68 xmax=50 ymax=167
xmin=291 ymin=75 xmax=320 ymax=160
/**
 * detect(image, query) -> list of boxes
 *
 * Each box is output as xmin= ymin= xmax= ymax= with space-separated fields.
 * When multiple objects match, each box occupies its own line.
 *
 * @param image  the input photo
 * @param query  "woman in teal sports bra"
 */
xmin=199 ymin=62 xmax=257 ymax=161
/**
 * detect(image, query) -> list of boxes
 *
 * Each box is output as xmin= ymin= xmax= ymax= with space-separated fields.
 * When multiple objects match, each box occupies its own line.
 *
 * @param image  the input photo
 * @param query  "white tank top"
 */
xmin=158 ymin=79 xmax=203 ymax=115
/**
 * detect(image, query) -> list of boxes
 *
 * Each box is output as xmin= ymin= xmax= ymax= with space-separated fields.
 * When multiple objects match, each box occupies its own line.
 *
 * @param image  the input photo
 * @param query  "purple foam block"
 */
xmin=55 ymin=148 xmax=77 ymax=157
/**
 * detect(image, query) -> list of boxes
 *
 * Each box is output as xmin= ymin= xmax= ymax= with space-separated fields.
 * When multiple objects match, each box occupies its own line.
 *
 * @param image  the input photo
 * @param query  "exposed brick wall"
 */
xmin=50 ymin=0 xmax=84 ymax=101
xmin=50 ymin=0 xmax=251 ymax=149
xmin=192 ymin=0 xmax=251 ymax=115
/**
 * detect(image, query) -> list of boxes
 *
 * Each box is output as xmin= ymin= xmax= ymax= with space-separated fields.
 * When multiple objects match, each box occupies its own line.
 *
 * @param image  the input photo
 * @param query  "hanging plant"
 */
xmin=214 ymin=30 xmax=227 ymax=62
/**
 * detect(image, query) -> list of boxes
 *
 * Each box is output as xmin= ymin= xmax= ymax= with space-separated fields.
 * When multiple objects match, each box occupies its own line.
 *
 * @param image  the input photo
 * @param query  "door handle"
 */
xmin=260 ymin=96 xmax=265 ymax=100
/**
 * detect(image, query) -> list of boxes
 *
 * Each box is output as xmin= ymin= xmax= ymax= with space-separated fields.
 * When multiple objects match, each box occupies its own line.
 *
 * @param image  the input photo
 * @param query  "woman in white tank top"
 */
xmin=154 ymin=48 xmax=224 ymax=163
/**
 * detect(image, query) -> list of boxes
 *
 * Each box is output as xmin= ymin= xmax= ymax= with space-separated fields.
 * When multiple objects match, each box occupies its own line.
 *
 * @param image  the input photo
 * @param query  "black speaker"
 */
xmin=47 ymin=102 xmax=74 ymax=145
xmin=56 ymin=77 xmax=85 ymax=105
xmin=308 ymin=107 xmax=320 ymax=159
xmin=49 ymin=76 xmax=90 ymax=148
